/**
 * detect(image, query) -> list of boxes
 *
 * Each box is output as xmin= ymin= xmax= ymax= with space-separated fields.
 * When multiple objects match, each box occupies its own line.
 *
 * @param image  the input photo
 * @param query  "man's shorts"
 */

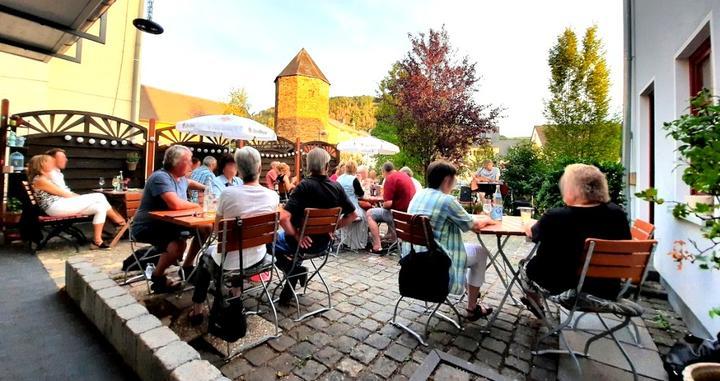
xmin=132 ymin=222 xmax=191 ymax=252
xmin=368 ymin=207 xmax=394 ymax=226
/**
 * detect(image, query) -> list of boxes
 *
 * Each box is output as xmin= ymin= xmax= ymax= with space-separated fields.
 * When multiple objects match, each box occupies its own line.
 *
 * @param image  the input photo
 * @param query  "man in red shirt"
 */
xmin=265 ymin=161 xmax=279 ymax=189
xmin=366 ymin=162 xmax=416 ymax=254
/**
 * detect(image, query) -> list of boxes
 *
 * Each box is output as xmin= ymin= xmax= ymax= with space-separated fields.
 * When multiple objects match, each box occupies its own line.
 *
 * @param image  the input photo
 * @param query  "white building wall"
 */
xmin=629 ymin=0 xmax=720 ymax=336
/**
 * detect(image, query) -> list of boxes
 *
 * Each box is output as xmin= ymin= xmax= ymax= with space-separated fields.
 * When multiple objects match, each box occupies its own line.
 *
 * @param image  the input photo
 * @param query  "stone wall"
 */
xmin=275 ymin=75 xmax=330 ymax=142
xmin=64 ymin=258 xmax=229 ymax=381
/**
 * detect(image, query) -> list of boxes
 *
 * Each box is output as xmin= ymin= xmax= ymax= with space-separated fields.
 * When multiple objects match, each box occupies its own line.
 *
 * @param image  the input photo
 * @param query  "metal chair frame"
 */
xmin=390 ymin=211 xmax=463 ymax=346
xmin=273 ymin=207 xmax=342 ymax=322
xmin=213 ymin=212 xmax=282 ymax=339
xmin=530 ymin=238 xmax=657 ymax=381
xmin=120 ymin=216 xmax=163 ymax=294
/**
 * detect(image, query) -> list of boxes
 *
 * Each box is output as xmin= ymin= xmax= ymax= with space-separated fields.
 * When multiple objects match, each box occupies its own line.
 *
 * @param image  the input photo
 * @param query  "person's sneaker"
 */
xmin=297 ymin=266 xmax=309 ymax=288
xmin=278 ymin=284 xmax=295 ymax=306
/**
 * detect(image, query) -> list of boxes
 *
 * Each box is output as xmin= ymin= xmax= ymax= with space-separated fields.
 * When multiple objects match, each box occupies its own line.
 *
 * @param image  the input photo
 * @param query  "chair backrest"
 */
xmin=631 ymin=219 xmax=655 ymax=240
xmin=578 ymin=238 xmax=657 ymax=296
xmin=458 ymin=186 xmax=473 ymax=202
xmin=21 ymin=180 xmax=37 ymax=206
xmin=298 ymin=207 xmax=342 ymax=239
xmin=392 ymin=210 xmax=437 ymax=250
xmin=217 ymin=211 xmax=280 ymax=254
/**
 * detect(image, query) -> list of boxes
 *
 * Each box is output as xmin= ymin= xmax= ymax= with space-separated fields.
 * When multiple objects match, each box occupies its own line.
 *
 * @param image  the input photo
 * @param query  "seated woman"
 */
xmin=336 ymin=160 xmax=368 ymax=250
xmin=211 ymin=153 xmax=242 ymax=196
xmin=405 ymin=160 xmax=498 ymax=321
xmin=27 ymin=154 xmax=126 ymax=249
xmin=189 ymin=147 xmax=279 ymax=325
xmin=520 ymin=163 xmax=631 ymax=318
xmin=276 ymin=162 xmax=295 ymax=201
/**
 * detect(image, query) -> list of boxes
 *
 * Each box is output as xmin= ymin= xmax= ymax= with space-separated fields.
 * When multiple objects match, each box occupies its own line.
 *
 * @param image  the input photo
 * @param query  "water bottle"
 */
xmin=491 ymin=185 xmax=503 ymax=221
xmin=144 ymin=263 xmax=156 ymax=279
xmin=203 ymin=177 xmax=216 ymax=216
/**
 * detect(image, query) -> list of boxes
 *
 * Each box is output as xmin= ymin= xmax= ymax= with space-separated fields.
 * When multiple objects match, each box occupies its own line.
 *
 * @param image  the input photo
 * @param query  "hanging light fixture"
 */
xmin=134 ymin=0 xmax=164 ymax=35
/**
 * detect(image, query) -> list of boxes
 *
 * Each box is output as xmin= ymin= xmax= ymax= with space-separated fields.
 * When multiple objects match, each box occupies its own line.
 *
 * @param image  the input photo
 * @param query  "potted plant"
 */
xmin=126 ymin=152 xmax=140 ymax=171
xmin=3 ymin=197 xmax=22 ymax=225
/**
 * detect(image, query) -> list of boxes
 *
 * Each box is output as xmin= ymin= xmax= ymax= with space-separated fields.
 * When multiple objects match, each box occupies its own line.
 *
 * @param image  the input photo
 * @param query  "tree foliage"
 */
xmin=500 ymin=141 xmax=546 ymax=202
xmin=382 ymin=26 xmax=501 ymax=174
xmin=225 ymin=88 xmax=251 ymax=117
xmin=543 ymin=26 xmax=621 ymax=161
xmin=251 ymin=107 xmax=275 ymax=128
xmin=329 ymin=96 xmax=377 ymax=131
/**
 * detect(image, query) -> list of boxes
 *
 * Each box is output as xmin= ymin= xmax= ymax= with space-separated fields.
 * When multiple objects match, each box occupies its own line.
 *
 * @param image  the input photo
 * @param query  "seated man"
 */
xmin=131 ymin=145 xmax=209 ymax=293
xmin=471 ymin=159 xmax=500 ymax=194
xmin=366 ymin=162 xmax=416 ymax=255
xmin=406 ymin=160 xmax=498 ymax=320
xmin=190 ymin=155 xmax=217 ymax=202
xmin=400 ymin=166 xmax=422 ymax=194
xmin=265 ymin=161 xmax=280 ymax=189
xmin=189 ymin=147 xmax=279 ymax=325
xmin=520 ymin=164 xmax=631 ymax=318
xmin=275 ymin=148 xmax=358 ymax=304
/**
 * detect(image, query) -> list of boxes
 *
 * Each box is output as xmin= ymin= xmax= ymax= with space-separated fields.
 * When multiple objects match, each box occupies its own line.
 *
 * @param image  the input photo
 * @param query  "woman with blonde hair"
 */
xmin=27 ymin=154 xmax=126 ymax=249
xmin=276 ymin=162 xmax=295 ymax=201
xmin=520 ymin=163 xmax=631 ymax=318
xmin=336 ymin=160 xmax=368 ymax=250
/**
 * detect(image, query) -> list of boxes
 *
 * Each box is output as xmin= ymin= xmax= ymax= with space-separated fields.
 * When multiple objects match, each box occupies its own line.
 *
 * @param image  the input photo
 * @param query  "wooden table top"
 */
xmin=149 ymin=209 xmax=214 ymax=229
xmin=92 ymin=188 xmax=143 ymax=195
xmin=359 ymin=196 xmax=384 ymax=203
xmin=474 ymin=215 xmax=535 ymax=236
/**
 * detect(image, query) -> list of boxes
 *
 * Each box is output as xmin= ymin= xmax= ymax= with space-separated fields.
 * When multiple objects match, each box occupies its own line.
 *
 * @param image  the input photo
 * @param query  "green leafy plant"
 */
xmin=500 ymin=141 xmax=546 ymax=203
xmin=636 ymin=89 xmax=720 ymax=317
xmin=6 ymin=197 xmax=22 ymax=213
xmin=126 ymin=152 xmax=140 ymax=163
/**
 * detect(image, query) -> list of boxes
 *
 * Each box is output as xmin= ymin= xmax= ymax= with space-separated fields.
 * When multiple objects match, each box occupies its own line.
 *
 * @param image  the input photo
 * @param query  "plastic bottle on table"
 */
xmin=491 ymin=185 xmax=503 ymax=221
xmin=203 ymin=177 xmax=216 ymax=217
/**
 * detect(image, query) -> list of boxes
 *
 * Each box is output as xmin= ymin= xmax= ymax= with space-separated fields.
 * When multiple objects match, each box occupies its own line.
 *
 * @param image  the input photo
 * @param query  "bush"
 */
xmin=535 ymin=156 xmax=625 ymax=213
xmin=501 ymin=142 xmax=546 ymax=203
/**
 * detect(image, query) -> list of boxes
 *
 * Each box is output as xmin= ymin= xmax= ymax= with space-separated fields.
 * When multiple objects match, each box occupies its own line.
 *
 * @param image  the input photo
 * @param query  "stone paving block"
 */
xmin=369 ymin=356 xmax=398 ymax=378
xmin=88 ymin=278 xmax=117 ymax=291
xmin=337 ymin=357 xmax=365 ymax=378
xmin=385 ymin=343 xmax=411 ymax=362
xmin=154 ymin=341 xmax=201 ymax=374
xmin=346 ymin=327 xmax=371 ymax=341
xmin=364 ymin=333 xmax=392 ymax=350
xmin=289 ymin=341 xmax=316 ymax=359
xmin=170 ymin=360 xmax=222 ymax=381
xmin=220 ymin=359 xmax=253 ymax=380
xmin=504 ymin=355 xmax=531 ymax=374
xmin=350 ymin=343 xmax=379 ymax=365
xmin=115 ymin=303 xmax=148 ymax=322
xmin=105 ymin=294 xmax=136 ymax=309
xmin=308 ymin=331 xmax=333 ymax=347
xmin=96 ymin=285 xmax=127 ymax=300
xmin=293 ymin=359 xmax=327 ymax=380
xmin=267 ymin=352 xmax=297 ymax=375
xmin=268 ymin=334 xmax=296 ymax=352
xmin=243 ymin=345 xmax=277 ymax=366
xmin=332 ymin=336 xmax=359 ymax=354
xmin=139 ymin=326 xmax=179 ymax=351
xmin=313 ymin=346 xmax=343 ymax=367
xmin=480 ymin=336 xmax=507 ymax=354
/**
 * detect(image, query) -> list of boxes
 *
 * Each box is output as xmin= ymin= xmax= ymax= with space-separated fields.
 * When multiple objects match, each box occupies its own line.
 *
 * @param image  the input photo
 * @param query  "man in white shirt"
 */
xmin=400 ymin=166 xmax=422 ymax=194
xmin=189 ymin=146 xmax=279 ymax=325
xmin=45 ymin=148 xmax=71 ymax=191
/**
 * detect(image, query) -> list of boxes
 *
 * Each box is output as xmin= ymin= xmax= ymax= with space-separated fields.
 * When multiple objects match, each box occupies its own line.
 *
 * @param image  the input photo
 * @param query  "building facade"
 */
xmin=0 ymin=0 xmax=143 ymax=122
xmin=626 ymin=0 xmax=720 ymax=336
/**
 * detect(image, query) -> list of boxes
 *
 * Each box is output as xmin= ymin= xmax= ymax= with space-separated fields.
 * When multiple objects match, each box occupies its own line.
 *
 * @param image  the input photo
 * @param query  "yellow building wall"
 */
xmin=0 ymin=0 xmax=142 ymax=122
xmin=275 ymin=75 xmax=330 ymax=142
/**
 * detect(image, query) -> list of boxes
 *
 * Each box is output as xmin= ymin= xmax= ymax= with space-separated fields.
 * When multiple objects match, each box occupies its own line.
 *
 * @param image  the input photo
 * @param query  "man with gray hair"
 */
xmin=400 ymin=166 xmax=422 ymax=193
xmin=188 ymin=146 xmax=280 ymax=324
xmin=189 ymin=155 xmax=218 ymax=202
xmin=275 ymin=147 xmax=358 ymax=304
xmin=132 ymin=145 xmax=209 ymax=293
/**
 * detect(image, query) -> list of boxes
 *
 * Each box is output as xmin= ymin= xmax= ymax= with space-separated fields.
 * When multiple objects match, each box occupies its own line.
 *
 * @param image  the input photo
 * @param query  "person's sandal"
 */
xmin=520 ymin=297 xmax=545 ymax=319
xmin=369 ymin=248 xmax=387 ymax=256
xmin=466 ymin=305 xmax=494 ymax=322
xmin=150 ymin=275 xmax=182 ymax=294
xmin=90 ymin=241 xmax=111 ymax=250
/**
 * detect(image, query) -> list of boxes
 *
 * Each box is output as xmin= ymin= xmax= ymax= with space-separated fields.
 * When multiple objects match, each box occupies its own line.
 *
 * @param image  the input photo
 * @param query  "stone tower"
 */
xmin=274 ymin=48 xmax=330 ymax=142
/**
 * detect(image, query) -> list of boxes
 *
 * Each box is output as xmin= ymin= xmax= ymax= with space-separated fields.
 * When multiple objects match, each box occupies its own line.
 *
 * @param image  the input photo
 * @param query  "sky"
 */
xmin=140 ymin=0 xmax=623 ymax=138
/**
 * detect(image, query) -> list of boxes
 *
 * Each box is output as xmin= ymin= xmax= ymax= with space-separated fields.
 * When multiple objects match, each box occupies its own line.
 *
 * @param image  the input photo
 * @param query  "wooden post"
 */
xmin=0 ymin=99 xmax=8 ymax=228
xmin=295 ymin=138 xmax=301 ymax=177
xmin=146 ymin=118 xmax=156 ymax=178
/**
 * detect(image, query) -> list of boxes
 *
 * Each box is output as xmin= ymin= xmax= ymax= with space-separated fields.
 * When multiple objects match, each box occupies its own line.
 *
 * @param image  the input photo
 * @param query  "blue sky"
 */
xmin=141 ymin=0 xmax=623 ymax=137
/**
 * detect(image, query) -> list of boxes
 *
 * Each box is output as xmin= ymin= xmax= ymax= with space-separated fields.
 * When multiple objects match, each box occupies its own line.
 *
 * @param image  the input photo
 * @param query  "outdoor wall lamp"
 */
xmin=134 ymin=0 xmax=164 ymax=35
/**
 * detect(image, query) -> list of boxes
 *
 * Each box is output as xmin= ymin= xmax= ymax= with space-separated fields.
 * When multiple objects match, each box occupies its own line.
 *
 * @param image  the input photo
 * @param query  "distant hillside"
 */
xmin=251 ymin=107 xmax=275 ymax=128
xmin=329 ymin=96 xmax=377 ymax=132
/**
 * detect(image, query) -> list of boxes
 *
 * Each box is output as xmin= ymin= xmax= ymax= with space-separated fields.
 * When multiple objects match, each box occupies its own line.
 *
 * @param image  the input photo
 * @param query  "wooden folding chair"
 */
xmin=533 ymin=238 xmax=657 ymax=381
xmin=390 ymin=210 xmax=463 ymax=346
xmin=274 ymin=207 xmax=342 ymax=321
xmin=215 ymin=211 xmax=281 ymax=337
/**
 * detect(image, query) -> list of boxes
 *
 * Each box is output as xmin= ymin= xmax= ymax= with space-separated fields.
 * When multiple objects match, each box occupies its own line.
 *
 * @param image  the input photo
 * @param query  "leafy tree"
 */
xmin=459 ymin=144 xmax=497 ymax=181
xmin=500 ymin=141 xmax=546 ymax=202
xmin=329 ymin=96 xmax=377 ymax=131
xmin=252 ymin=107 xmax=275 ymax=128
xmin=384 ymin=27 xmax=501 ymax=174
xmin=543 ymin=26 xmax=621 ymax=161
xmin=225 ymin=88 xmax=251 ymax=117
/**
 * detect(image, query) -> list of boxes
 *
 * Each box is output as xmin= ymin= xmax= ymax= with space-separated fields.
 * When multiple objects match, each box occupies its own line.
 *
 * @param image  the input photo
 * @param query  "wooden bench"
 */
xmin=19 ymin=181 xmax=92 ymax=254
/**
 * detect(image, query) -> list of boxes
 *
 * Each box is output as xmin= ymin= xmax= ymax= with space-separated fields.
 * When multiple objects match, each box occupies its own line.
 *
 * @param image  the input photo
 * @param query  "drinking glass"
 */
xmin=482 ymin=198 xmax=492 ymax=215
xmin=519 ymin=207 xmax=533 ymax=223
xmin=98 ymin=177 xmax=105 ymax=190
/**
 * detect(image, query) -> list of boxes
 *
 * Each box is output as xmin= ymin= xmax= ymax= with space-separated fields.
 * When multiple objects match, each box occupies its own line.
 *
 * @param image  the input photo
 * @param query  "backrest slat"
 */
xmin=217 ymin=211 xmax=279 ymax=253
xmin=392 ymin=210 xmax=435 ymax=248
xmin=299 ymin=208 xmax=342 ymax=237
xmin=581 ymin=239 xmax=656 ymax=286
xmin=631 ymin=219 xmax=655 ymax=240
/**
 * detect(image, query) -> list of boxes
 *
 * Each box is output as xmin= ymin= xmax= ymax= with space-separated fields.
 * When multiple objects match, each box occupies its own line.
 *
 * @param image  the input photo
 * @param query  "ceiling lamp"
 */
xmin=133 ymin=0 xmax=163 ymax=35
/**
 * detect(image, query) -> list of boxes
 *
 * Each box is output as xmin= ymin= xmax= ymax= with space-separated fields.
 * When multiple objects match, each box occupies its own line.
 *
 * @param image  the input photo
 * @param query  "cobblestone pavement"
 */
xmin=34 ymin=232 xmax=690 ymax=380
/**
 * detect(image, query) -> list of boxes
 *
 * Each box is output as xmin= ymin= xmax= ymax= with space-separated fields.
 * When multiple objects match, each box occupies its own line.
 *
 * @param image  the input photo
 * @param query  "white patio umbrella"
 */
xmin=175 ymin=114 xmax=277 ymax=141
xmin=337 ymin=136 xmax=400 ymax=155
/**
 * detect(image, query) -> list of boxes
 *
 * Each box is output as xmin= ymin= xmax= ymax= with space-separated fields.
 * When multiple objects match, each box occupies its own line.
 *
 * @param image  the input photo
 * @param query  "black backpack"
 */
xmin=398 ymin=215 xmax=451 ymax=304
xmin=208 ymin=295 xmax=247 ymax=342
xmin=663 ymin=333 xmax=720 ymax=380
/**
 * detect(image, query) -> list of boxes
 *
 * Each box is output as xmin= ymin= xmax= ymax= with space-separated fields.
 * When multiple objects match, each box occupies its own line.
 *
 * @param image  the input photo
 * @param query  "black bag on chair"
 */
xmin=397 ymin=215 xmax=451 ymax=304
xmin=208 ymin=296 xmax=247 ymax=342
xmin=663 ymin=333 xmax=720 ymax=380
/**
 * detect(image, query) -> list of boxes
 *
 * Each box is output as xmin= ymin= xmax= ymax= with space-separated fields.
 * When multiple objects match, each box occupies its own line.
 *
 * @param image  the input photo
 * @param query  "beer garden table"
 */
xmin=474 ymin=215 xmax=538 ymax=333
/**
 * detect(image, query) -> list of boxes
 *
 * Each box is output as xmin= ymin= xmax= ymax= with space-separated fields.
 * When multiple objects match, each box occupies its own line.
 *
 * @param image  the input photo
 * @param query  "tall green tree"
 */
xmin=329 ymin=96 xmax=377 ymax=131
xmin=382 ymin=27 xmax=500 ymax=174
xmin=225 ymin=88 xmax=251 ymax=117
xmin=543 ymin=26 xmax=621 ymax=161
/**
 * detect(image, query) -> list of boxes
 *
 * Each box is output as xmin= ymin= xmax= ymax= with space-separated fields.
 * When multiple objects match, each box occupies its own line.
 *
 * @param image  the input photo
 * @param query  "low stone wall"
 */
xmin=65 ymin=258 xmax=229 ymax=381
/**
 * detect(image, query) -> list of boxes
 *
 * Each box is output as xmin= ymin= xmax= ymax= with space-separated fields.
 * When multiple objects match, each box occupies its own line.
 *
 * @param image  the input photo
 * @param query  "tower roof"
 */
xmin=275 ymin=48 xmax=330 ymax=84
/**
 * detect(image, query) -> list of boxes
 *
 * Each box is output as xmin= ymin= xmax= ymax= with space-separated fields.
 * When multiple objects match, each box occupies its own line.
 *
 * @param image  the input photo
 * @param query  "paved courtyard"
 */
xmin=32 ymin=232 xmax=687 ymax=380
